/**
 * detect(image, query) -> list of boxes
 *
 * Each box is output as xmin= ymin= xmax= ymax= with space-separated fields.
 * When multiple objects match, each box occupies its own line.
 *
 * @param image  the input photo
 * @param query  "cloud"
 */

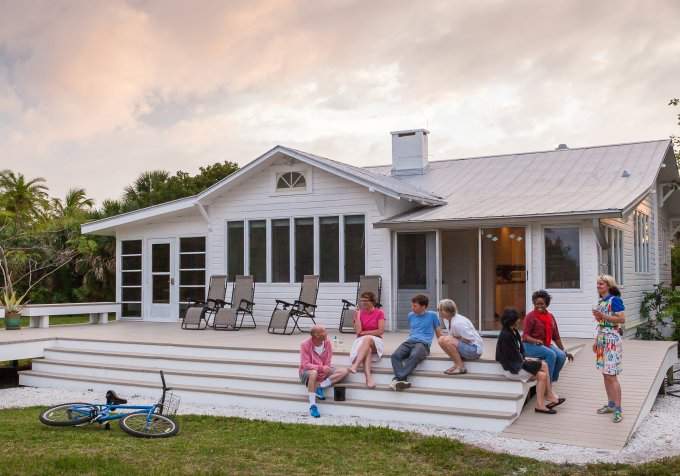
xmin=0 ymin=0 xmax=679 ymax=202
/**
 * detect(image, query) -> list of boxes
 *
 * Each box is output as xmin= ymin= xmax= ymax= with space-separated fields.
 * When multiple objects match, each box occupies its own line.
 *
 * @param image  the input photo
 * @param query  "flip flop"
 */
xmin=535 ymin=408 xmax=557 ymax=414
xmin=444 ymin=367 xmax=467 ymax=375
xmin=547 ymin=397 xmax=566 ymax=409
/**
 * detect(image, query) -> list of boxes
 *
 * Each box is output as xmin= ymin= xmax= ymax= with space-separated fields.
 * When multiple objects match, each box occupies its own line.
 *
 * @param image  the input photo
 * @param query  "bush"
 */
xmin=637 ymin=284 xmax=680 ymax=341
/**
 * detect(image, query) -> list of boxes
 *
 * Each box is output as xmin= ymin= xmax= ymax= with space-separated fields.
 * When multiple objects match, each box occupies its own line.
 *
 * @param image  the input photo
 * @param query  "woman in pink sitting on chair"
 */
xmin=349 ymin=291 xmax=385 ymax=389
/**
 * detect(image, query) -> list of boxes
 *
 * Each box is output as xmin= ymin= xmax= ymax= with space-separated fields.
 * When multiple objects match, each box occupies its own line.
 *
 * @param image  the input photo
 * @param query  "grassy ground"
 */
xmin=0 ymin=408 xmax=679 ymax=475
xmin=0 ymin=313 xmax=116 ymax=329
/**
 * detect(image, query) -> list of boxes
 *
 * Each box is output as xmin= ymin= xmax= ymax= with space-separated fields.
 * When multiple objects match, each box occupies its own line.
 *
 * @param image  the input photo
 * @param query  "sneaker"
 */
xmin=395 ymin=380 xmax=411 ymax=391
xmin=315 ymin=387 xmax=326 ymax=401
xmin=597 ymin=404 xmax=614 ymax=414
xmin=389 ymin=379 xmax=399 ymax=391
xmin=613 ymin=410 xmax=623 ymax=423
xmin=309 ymin=404 xmax=320 ymax=418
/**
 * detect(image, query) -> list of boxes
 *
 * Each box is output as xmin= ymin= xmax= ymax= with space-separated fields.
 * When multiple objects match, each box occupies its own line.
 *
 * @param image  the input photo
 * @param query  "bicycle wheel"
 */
xmin=39 ymin=403 xmax=97 ymax=427
xmin=119 ymin=413 xmax=179 ymax=438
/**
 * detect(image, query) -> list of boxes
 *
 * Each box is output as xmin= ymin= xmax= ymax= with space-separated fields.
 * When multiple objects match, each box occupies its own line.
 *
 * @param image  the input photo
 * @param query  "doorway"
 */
xmin=147 ymin=238 xmax=177 ymax=320
xmin=441 ymin=230 xmax=478 ymax=319
xmin=395 ymin=232 xmax=436 ymax=329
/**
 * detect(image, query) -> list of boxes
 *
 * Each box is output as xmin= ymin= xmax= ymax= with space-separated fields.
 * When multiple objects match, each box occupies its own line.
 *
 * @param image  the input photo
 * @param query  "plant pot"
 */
xmin=4 ymin=312 xmax=21 ymax=330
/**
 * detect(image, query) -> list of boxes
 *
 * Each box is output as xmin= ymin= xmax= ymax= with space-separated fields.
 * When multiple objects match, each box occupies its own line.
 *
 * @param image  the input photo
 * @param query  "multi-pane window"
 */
xmin=634 ymin=211 xmax=650 ymax=273
xmin=397 ymin=233 xmax=427 ymax=289
xmin=178 ymin=237 xmax=206 ymax=318
xmin=319 ymin=216 xmax=339 ymax=282
xmin=271 ymin=219 xmax=290 ymax=282
xmin=295 ymin=218 xmax=314 ymax=282
xmin=227 ymin=221 xmax=244 ymax=281
xmin=601 ymin=226 xmax=624 ymax=285
xmin=344 ymin=215 xmax=365 ymax=282
xmin=545 ymin=227 xmax=580 ymax=289
xmin=249 ymin=220 xmax=267 ymax=282
xmin=120 ymin=240 xmax=142 ymax=317
xmin=276 ymin=172 xmax=306 ymax=191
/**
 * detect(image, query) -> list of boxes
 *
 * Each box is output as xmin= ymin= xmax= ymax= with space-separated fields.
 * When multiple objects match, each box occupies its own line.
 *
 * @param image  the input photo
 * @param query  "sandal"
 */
xmin=547 ymin=397 xmax=566 ymax=409
xmin=444 ymin=367 xmax=467 ymax=375
xmin=534 ymin=408 xmax=557 ymax=414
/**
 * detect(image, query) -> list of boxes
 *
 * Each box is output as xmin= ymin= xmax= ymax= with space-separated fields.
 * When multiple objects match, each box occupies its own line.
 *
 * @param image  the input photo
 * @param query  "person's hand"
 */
xmin=322 ymin=366 xmax=331 ymax=374
xmin=592 ymin=343 xmax=597 ymax=353
xmin=592 ymin=310 xmax=605 ymax=321
xmin=535 ymin=340 xmax=544 ymax=346
xmin=566 ymin=352 xmax=574 ymax=362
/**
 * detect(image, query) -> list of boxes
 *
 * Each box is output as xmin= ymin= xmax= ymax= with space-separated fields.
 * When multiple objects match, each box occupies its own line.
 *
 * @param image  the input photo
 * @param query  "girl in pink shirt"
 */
xmin=349 ymin=291 xmax=385 ymax=388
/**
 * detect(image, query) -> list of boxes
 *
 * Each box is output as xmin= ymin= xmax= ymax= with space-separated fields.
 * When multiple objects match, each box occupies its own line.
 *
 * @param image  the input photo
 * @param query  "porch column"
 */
xmin=435 ymin=229 xmax=442 ymax=306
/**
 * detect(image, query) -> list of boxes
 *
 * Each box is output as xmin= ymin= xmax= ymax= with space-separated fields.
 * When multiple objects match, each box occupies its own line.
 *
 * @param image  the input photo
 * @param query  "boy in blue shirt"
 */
xmin=390 ymin=294 xmax=441 ymax=391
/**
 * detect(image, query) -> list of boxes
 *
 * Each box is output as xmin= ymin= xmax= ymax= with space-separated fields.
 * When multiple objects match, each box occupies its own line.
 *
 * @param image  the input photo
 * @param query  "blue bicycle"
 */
xmin=39 ymin=371 xmax=180 ymax=438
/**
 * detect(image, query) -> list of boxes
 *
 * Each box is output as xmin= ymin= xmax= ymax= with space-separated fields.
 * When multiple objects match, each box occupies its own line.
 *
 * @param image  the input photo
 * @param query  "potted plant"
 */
xmin=1 ymin=290 xmax=23 ymax=330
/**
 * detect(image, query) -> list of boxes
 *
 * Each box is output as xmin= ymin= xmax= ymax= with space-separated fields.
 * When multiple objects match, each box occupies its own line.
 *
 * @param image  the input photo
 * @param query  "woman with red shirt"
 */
xmin=522 ymin=290 xmax=574 ymax=382
xmin=349 ymin=291 xmax=385 ymax=389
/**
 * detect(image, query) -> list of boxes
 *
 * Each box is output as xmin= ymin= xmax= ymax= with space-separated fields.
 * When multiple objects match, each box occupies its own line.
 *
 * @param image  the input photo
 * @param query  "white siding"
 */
xmin=204 ymin=161 xmax=403 ymax=330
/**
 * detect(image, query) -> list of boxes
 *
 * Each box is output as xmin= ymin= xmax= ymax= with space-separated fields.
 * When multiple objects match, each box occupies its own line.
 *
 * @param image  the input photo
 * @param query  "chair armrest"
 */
xmin=341 ymin=299 xmax=356 ymax=307
xmin=295 ymin=300 xmax=317 ymax=309
xmin=276 ymin=299 xmax=294 ymax=308
xmin=187 ymin=298 xmax=206 ymax=306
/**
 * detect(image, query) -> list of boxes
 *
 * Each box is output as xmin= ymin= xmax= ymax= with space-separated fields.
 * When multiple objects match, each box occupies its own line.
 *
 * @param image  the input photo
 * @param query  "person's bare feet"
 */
xmin=365 ymin=375 xmax=376 ymax=389
xmin=349 ymin=367 xmax=357 ymax=374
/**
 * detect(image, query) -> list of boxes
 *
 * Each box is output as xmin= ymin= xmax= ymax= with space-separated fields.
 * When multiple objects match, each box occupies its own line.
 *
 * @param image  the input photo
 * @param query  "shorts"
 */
xmin=349 ymin=335 xmax=385 ymax=363
xmin=300 ymin=368 xmax=335 ymax=386
xmin=457 ymin=341 xmax=482 ymax=360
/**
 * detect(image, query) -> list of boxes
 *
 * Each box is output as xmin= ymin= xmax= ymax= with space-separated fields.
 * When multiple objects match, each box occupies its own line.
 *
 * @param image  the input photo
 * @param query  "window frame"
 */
xmin=634 ymin=210 xmax=651 ymax=274
xmin=599 ymin=225 xmax=624 ymax=286
xmin=271 ymin=166 xmax=313 ymax=195
xmin=178 ymin=235 xmax=207 ymax=319
xmin=543 ymin=225 xmax=582 ymax=291
xmin=120 ymin=238 xmax=143 ymax=318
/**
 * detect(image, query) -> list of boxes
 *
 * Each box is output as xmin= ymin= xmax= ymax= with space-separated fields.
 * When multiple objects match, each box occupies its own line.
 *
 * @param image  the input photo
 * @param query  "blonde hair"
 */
xmin=437 ymin=299 xmax=458 ymax=316
xmin=597 ymin=274 xmax=621 ymax=296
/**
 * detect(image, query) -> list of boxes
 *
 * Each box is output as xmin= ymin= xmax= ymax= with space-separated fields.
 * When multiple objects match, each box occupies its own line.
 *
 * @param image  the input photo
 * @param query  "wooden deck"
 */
xmin=502 ymin=339 xmax=678 ymax=450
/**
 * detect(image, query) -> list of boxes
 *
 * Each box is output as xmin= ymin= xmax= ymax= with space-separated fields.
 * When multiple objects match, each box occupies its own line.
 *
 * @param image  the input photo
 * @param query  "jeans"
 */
xmin=523 ymin=342 xmax=566 ymax=382
xmin=391 ymin=341 xmax=430 ymax=381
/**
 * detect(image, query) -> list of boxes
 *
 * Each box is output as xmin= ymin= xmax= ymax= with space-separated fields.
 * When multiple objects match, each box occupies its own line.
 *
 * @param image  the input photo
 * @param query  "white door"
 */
xmin=147 ymin=239 xmax=177 ymax=321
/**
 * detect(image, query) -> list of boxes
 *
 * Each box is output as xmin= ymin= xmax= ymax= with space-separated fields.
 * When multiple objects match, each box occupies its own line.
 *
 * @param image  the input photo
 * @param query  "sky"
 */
xmin=1 ymin=0 xmax=679 ymax=204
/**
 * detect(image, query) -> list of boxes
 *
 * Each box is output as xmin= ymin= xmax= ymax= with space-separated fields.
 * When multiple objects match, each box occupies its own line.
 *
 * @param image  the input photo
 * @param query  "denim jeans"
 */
xmin=523 ymin=342 xmax=566 ymax=382
xmin=391 ymin=341 xmax=430 ymax=381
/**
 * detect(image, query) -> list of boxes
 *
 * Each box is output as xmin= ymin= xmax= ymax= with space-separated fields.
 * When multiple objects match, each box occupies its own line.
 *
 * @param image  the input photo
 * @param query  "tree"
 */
xmin=0 ymin=170 xmax=49 ymax=228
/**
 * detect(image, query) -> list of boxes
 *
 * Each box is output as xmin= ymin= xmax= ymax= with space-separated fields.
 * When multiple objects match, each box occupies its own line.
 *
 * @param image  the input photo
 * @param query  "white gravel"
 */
xmin=3 ymin=384 xmax=680 ymax=465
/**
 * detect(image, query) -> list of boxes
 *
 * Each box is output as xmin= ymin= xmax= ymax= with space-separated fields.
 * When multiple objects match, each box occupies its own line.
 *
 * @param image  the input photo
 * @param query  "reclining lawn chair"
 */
xmin=339 ymin=275 xmax=382 ymax=333
xmin=213 ymin=275 xmax=256 ymax=331
xmin=181 ymin=274 xmax=227 ymax=330
xmin=267 ymin=275 xmax=320 ymax=335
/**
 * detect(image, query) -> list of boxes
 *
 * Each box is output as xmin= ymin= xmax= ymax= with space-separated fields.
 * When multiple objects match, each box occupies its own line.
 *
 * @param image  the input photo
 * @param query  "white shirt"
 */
xmin=445 ymin=314 xmax=484 ymax=353
xmin=313 ymin=342 xmax=325 ymax=355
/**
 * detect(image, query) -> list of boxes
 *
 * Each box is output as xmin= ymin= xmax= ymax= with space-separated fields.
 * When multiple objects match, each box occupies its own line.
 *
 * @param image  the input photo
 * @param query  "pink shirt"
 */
xmin=299 ymin=337 xmax=333 ymax=381
xmin=358 ymin=308 xmax=385 ymax=333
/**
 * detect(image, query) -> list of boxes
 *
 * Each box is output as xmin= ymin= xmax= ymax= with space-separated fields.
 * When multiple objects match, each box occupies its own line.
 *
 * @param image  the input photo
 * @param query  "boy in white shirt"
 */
xmin=437 ymin=299 xmax=484 ymax=375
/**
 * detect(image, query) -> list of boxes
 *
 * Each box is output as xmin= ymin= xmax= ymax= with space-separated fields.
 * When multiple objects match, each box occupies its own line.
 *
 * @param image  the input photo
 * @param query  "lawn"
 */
xmin=0 ymin=313 xmax=116 ymax=329
xmin=0 ymin=408 xmax=679 ymax=475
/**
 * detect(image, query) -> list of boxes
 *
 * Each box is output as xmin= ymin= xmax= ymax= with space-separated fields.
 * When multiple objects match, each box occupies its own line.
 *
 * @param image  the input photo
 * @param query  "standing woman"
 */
xmin=592 ymin=274 xmax=625 ymax=423
xmin=349 ymin=291 xmax=385 ymax=389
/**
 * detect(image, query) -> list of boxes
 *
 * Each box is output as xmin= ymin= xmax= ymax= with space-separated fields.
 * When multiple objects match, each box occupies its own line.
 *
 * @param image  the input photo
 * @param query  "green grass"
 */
xmin=0 ymin=313 xmax=116 ymax=329
xmin=1 ymin=407 xmax=679 ymax=475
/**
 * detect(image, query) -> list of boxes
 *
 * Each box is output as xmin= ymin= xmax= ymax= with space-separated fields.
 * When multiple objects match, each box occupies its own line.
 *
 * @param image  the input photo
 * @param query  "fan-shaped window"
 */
xmin=276 ymin=172 xmax=306 ymax=191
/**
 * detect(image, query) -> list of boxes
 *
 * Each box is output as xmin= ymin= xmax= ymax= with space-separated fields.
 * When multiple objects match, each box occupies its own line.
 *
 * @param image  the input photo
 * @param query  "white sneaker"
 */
xmin=389 ymin=380 xmax=399 ymax=391
xmin=395 ymin=380 xmax=411 ymax=391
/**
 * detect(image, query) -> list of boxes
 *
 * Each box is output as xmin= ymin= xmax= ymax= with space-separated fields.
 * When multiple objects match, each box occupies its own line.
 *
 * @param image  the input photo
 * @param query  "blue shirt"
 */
xmin=407 ymin=310 xmax=440 ymax=345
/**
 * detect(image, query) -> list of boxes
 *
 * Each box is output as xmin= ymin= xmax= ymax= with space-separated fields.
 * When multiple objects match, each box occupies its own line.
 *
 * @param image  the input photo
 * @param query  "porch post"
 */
xmin=435 ymin=229 xmax=441 ymax=306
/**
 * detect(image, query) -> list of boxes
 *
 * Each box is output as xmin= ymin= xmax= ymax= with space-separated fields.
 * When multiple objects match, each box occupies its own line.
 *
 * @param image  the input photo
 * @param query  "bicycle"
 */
xmin=39 ymin=370 xmax=180 ymax=438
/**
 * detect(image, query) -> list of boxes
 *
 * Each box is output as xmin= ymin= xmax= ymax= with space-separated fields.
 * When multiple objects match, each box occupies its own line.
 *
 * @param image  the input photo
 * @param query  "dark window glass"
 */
xmin=180 ymin=253 xmax=205 ymax=269
xmin=344 ymin=215 xmax=365 ymax=282
xmin=295 ymin=217 xmax=314 ymax=282
xmin=180 ymin=236 xmax=206 ymax=253
xmin=180 ymin=287 xmax=205 ymax=302
xmin=180 ymin=270 xmax=205 ymax=286
xmin=249 ymin=220 xmax=267 ymax=282
xmin=152 ymin=275 xmax=170 ymax=303
xmin=121 ymin=271 xmax=142 ymax=286
xmin=545 ymin=227 xmax=580 ymax=289
xmin=121 ymin=303 xmax=142 ymax=317
xmin=227 ymin=221 xmax=244 ymax=281
xmin=122 ymin=255 xmax=142 ymax=270
xmin=272 ymin=219 xmax=290 ymax=282
xmin=121 ymin=240 xmax=142 ymax=255
xmin=121 ymin=287 xmax=142 ymax=302
xmin=397 ymin=233 xmax=426 ymax=289
xmin=319 ymin=216 xmax=339 ymax=282
xmin=152 ymin=243 xmax=170 ymax=273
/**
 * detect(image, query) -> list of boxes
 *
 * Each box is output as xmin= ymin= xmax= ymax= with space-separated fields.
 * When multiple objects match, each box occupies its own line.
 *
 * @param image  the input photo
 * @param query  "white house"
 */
xmin=82 ymin=130 xmax=679 ymax=338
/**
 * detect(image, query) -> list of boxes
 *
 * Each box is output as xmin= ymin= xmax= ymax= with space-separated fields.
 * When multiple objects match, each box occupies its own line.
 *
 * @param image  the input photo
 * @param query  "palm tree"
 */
xmin=0 ymin=170 xmax=49 ymax=227
xmin=51 ymin=188 xmax=95 ymax=220
xmin=122 ymin=170 xmax=171 ymax=209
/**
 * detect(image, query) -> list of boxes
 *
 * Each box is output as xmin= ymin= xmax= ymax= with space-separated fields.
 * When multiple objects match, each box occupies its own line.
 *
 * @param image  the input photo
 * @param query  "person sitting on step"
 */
xmin=496 ymin=307 xmax=565 ymax=414
xmin=437 ymin=299 xmax=484 ymax=375
xmin=349 ymin=291 xmax=385 ymax=389
xmin=299 ymin=325 xmax=350 ymax=418
xmin=390 ymin=294 xmax=441 ymax=391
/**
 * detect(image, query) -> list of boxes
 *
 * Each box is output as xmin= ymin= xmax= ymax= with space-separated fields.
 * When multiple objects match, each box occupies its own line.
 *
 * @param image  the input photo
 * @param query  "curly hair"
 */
xmin=531 ymin=289 xmax=552 ymax=306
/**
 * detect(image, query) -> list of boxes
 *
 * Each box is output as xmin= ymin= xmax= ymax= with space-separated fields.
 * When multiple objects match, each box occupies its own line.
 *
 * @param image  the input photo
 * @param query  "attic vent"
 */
xmin=556 ymin=144 xmax=569 ymax=150
xmin=397 ymin=132 xmax=416 ymax=137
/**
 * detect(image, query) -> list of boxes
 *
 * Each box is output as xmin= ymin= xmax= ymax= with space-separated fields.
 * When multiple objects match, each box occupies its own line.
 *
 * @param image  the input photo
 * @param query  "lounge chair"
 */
xmin=213 ymin=275 xmax=256 ymax=330
xmin=339 ymin=275 xmax=382 ymax=333
xmin=181 ymin=275 xmax=227 ymax=330
xmin=267 ymin=275 xmax=320 ymax=334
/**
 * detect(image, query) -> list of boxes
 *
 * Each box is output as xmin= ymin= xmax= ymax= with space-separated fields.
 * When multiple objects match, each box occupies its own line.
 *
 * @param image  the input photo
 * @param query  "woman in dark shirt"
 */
xmin=496 ymin=308 xmax=565 ymax=414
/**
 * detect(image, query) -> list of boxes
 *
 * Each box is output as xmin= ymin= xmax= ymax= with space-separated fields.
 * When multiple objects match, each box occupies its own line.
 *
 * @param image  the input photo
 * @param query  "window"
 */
xmin=227 ymin=221 xmax=244 ymax=281
xmin=634 ymin=211 xmax=650 ymax=273
xmin=271 ymin=219 xmax=290 ymax=282
xmin=121 ymin=240 xmax=142 ymax=317
xmin=344 ymin=215 xmax=365 ymax=282
xmin=397 ymin=233 xmax=427 ymax=288
xmin=319 ymin=216 xmax=339 ymax=282
xmin=276 ymin=171 xmax=306 ymax=191
xmin=600 ymin=226 xmax=623 ymax=285
xmin=249 ymin=220 xmax=267 ymax=282
xmin=178 ymin=237 xmax=206 ymax=318
xmin=295 ymin=217 xmax=314 ymax=282
xmin=545 ymin=227 xmax=580 ymax=289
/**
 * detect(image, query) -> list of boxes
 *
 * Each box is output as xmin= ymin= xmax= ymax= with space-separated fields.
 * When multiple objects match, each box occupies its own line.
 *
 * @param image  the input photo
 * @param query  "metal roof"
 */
xmin=370 ymin=139 xmax=675 ymax=226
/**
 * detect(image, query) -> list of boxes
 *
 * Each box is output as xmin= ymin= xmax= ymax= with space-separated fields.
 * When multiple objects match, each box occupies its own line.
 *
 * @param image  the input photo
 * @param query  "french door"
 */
xmin=147 ymin=238 xmax=178 ymax=320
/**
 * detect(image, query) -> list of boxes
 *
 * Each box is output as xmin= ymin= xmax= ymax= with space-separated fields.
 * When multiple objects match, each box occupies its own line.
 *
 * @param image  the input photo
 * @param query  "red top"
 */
xmin=522 ymin=310 xmax=560 ymax=347
xmin=358 ymin=308 xmax=385 ymax=334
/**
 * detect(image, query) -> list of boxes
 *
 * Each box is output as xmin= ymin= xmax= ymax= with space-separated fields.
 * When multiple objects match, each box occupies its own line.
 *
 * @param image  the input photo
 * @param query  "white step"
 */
xmin=19 ymin=370 xmax=515 ymax=432
xmin=30 ymin=359 xmax=524 ymax=413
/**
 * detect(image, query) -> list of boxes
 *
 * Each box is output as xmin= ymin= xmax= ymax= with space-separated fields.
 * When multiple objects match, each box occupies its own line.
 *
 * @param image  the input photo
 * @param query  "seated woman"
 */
xmin=349 ymin=291 xmax=385 ymax=389
xmin=522 ymin=290 xmax=574 ymax=382
xmin=496 ymin=307 xmax=565 ymax=414
xmin=437 ymin=299 xmax=484 ymax=375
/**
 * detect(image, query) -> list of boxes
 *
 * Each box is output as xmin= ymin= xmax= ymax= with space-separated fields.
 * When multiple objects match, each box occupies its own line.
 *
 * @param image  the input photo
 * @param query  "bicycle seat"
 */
xmin=105 ymin=390 xmax=128 ymax=405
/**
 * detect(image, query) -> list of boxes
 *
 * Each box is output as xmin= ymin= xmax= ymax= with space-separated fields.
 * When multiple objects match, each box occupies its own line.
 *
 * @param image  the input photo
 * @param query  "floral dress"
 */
xmin=594 ymin=294 xmax=625 ymax=375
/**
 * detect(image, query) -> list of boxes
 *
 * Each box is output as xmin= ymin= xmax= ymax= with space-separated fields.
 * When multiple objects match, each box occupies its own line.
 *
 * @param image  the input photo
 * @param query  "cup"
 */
xmin=334 ymin=386 xmax=346 ymax=402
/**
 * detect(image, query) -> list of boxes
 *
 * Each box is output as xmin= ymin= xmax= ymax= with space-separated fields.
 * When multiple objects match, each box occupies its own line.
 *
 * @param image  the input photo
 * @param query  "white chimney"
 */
xmin=390 ymin=128 xmax=429 ymax=176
